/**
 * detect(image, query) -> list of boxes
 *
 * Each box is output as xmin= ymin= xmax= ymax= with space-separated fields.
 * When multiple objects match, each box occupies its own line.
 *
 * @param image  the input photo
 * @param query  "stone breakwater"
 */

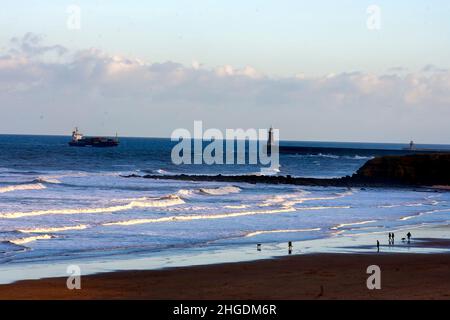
xmin=121 ymin=154 xmax=450 ymax=188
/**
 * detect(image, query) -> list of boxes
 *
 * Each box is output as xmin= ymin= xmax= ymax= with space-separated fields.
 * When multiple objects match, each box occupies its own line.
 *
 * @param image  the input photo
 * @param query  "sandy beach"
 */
xmin=0 ymin=251 xmax=449 ymax=300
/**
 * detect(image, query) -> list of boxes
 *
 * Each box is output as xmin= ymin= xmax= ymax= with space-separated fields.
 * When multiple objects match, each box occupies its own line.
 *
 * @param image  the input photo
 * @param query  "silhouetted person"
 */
xmin=392 ymin=232 xmax=395 ymax=244
xmin=376 ymin=240 xmax=380 ymax=252
xmin=288 ymin=241 xmax=293 ymax=254
xmin=407 ymin=232 xmax=412 ymax=243
xmin=388 ymin=233 xmax=392 ymax=244
xmin=257 ymin=243 xmax=261 ymax=251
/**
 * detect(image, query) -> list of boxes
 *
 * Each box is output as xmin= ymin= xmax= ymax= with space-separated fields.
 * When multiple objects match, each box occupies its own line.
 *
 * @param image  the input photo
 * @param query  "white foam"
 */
xmin=176 ymin=189 xmax=196 ymax=197
xmin=298 ymin=205 xmax=351 ymax=211
xmin=36 ymin=177 xmax=62 ymax=184
xmin=260 ymin=189 xmax=353 ymax=208
xmin=18 ymin=224 xmax=88 ymax=233
xmin=398 ymin=208 xmax=450 ymax=221
xmin=104 ymin=205 xmax=349 ymax=227
xmin=9 ymin=235 xmax=53 ymax=245
xmin=0 ymin=183 xmax=46 ymax=194
xmin=224 ymin=205 xmax=249 ymax=209
xmin=343 ymin=155 xmax=374 ymax=160
xmin=104 ymin=207 xmax=296 ymax=226
xmin=316 ymin=153 xmax=339 ymax=159
xmin=0 ymin=195 xmax=185 ymax=219
xmin=199 ymin=186 xmax=241 ymax=195
xmin=245 ymin=228 xmax=321 ymax=238
xmin=331 ymin=220 xmax=377 ymax=230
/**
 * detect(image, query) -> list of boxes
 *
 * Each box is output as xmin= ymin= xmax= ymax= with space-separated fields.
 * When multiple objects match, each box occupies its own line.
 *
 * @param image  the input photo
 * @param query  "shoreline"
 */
xmin=0 ymin=225 xmax=449 ymax=299
xmin=1 ymin=252 xmax=449 ymax=299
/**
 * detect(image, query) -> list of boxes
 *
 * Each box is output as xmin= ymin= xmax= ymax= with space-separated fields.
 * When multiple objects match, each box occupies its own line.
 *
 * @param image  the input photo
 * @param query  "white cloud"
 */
xmin=1 ymin=34 xmax=450 ymax=142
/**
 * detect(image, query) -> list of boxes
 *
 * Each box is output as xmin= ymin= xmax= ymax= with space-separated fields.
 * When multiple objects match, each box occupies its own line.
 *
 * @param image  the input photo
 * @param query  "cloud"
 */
xmin=9 ymin=33 xmax=68 ymax=57
xmin=1 ymin=33 xmax=450 ymax=142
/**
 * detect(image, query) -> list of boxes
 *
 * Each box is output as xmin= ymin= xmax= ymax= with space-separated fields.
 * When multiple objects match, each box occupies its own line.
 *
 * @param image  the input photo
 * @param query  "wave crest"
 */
xmin=18 ymin=224 xmax=88 ymax=233
xmin=0 ymin=183 xmax=46 ymax=194
xmin=8 ymin=235 xmax=53 ymax=245
xmin=0 ymin=194 xmax=185 ymax=219
xmin=245 ymin=228 xmax=321 ymax=238
xmin=199 ymin=186 xmax=241 ymax=195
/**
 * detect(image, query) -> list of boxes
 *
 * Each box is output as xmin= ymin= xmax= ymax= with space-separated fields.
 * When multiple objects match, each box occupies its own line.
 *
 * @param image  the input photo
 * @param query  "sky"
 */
xmin=1 ymin=0 xmax=450 ymax=143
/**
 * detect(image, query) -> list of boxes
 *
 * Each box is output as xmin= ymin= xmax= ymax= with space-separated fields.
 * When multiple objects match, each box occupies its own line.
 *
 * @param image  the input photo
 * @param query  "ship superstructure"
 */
xmin=69 ymin=128 xmax=119 ymax=147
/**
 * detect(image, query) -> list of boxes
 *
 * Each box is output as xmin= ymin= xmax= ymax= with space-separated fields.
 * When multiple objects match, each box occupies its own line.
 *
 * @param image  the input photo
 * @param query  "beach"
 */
xmin=1 ymin=227 xmax=450 ymax=300
xmin=1 ymin=252 xmax=449 ymax=300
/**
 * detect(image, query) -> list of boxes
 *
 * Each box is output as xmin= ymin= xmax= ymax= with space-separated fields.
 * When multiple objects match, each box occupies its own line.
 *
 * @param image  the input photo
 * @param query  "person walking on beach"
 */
xmin=407 ymin=232 xmax=412 ymax=243
xmin=392 ymin=232 xmax=395 ymax=244
xmin=388 ymin=233 xmax=392 ymax=245
xmin=376 ymin=240 xmax=380 ymax=252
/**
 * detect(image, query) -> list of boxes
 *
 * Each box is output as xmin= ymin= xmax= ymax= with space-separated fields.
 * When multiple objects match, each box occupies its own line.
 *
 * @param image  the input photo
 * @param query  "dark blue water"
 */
xmin=0 ymin=134 xmax=449 ymax=271
xmin=3 ymin=134 xmax=440 ymax=178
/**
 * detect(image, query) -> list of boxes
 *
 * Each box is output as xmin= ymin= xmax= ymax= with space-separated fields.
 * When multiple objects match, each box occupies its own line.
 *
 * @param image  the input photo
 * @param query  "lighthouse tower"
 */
xmin=267 ymin=126 xmax=275 ymax=155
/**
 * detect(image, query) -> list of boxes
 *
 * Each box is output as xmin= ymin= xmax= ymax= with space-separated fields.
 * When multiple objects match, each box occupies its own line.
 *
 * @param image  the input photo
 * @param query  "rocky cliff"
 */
xmin=352 ymin=153 xmax=450 ymax=186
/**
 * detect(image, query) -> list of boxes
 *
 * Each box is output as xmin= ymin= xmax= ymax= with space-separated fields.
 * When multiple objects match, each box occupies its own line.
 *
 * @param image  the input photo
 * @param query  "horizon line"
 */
xmin=0 ymin=132 xmax=448 ymax=146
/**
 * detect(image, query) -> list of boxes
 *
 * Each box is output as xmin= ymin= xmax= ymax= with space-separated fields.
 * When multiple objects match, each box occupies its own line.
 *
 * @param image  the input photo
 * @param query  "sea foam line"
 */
xmin=0 ymin=183 xmax=46 ymax=194
xmin=103 ymin=205 xmax=348 ymax=227
xmin=0 ymin=195 xmax=185 ymax=219
xmin=260 ymin=189 xmax=354 ymax=208
xmin=8 ymin=235 xmax=53 ymax=245
xmin=330 ymin=220 xmax=377 ymax=230
xmin=199 ymin=186 xmax=241 ymax=195
xmin=245 ymin=228 xmax=321 ymax=238
xmin=398 ymin=208 xmax=450 ymax=221
xmin=103 ymin=207 xmax=297 ymax=226
xmin=18 ymin=224 xmax=88 ymax=233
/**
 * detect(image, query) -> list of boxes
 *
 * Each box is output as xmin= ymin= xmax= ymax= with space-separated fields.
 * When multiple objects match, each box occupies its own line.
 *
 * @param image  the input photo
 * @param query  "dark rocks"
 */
xmin=353 ymin=153 xmax=450 ymax=186
xmin=121 ymin=153 xmax=450 ymax=188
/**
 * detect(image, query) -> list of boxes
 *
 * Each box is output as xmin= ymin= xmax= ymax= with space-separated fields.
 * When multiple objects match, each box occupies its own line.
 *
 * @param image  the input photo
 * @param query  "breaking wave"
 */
xmin=0 ymin=183 xmax=46 ymax=194
xmin=34 ymin=177 xmax=62 ymax=184
xmin=176 ymin=189 xmax=196 ymax=197
xmin=224 ymin=205 xmax=249 ymax=209
xmin=18 ymin=224 xmax=88 ymax=233
xmin=330 ymin=220 xmax=377 ymax=230
xmin=8 ymin=235 xmax=53 ymax=245
xmin=302 ymin=154 xmax=373 ymax=160
xmin=103 ymin=205 xmax=349 ymax=227
xmin=199 ymin=185 xmax=241 ymax=195
xmin=398 ymin=208 xmax=450 ymax=221
xmin=0 ymin=195 xmax=185 ymax=219
xmin=315 ymin=153 xmax=339 ymax=159
xmin=343 ymin=155 xmax=374 ymax=160
xmin=244 ymin=228 xmax=321 ymax=238
xmin=260 ymin=189 xmax=354 ymax=208
xmin=104 ymin=207 xmax=297 ymax=226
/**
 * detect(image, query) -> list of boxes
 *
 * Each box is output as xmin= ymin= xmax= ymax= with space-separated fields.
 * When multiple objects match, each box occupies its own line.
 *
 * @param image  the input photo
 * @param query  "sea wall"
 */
xmin=122 ymin=153 xmax=450 ymax=188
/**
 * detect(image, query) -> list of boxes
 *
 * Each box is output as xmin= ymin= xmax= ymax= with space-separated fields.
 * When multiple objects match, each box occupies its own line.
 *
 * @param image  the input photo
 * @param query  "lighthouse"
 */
xmin=267 ymin=127 xmax=274 ymax=154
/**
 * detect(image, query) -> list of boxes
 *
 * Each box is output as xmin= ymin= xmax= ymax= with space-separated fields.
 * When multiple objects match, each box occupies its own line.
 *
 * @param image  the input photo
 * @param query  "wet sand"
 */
xmin=1 ymin=252 xmax=449 ymax=300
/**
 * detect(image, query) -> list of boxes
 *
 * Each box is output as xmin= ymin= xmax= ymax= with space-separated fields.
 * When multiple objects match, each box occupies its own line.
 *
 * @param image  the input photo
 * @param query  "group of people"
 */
xmin=388 ymin=232 xmax=395 ymax=244
xmin=389 ymin=231 xmax=412 ymax=245
xmin=376 ymin=232 xmax=412 ymax=252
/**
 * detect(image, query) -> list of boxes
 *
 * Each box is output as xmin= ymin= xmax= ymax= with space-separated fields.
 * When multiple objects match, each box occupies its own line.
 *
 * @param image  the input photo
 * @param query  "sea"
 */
xmin=1 ymin=135 xmax=450 ymax=281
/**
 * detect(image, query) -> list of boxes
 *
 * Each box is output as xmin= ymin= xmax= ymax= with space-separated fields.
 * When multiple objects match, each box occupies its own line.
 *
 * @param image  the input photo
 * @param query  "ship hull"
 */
xmin=69 ymin=138 xmax=119 ymax=147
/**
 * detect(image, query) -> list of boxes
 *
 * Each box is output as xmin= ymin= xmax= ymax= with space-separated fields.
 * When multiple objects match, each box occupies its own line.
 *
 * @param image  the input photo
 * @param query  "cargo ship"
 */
xmin=68 ymin=128 xmax=119 ymax=147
